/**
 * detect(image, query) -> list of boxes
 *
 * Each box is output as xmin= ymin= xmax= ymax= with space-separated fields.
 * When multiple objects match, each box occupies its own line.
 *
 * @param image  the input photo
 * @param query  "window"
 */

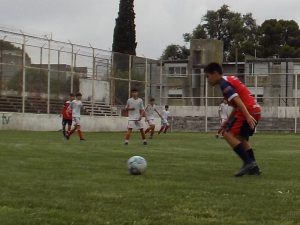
xmin=169 ymin=67 xmax=175 ymax=75
xmin=168 ymin=88 xmax=183 ymax=99
xmin=193 ymin=50 xmax=202 ymax=65
xmin=167 ymin=66 xmax=187 ymax=77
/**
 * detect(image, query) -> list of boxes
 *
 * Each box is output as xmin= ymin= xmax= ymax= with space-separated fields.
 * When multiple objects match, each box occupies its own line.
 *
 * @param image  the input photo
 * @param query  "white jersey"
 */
xmin=70 ymin=100 xmax=82 ymax=118
xmin=145 ymin=104 xmax=157 ymax=120
xmin=162 ymin=110 xmax=170 ymax=123
xmin=126 ymin=98 xmax=144 ymax=121
xmin=218 ymin=103 xmax=233 ymax=120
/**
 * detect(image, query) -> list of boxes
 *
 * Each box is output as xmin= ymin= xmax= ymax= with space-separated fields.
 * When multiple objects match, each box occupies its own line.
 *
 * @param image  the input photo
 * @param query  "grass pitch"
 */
xmin=0 ymin=131 xmax=299 ymax=225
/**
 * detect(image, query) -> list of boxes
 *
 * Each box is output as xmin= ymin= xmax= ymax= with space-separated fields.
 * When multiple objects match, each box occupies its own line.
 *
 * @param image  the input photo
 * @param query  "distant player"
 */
xmin=144 ymin=98 xmax=162 ymax=139
xmin=217 ymin=99 xmax=233 ymax=138
xmin=66 ymin=92 xmax=85 ymax=141
xmin=205 ymin=62 xmax=261 ymax=177
xmin=60 ymin=93 xmax=75 ymax=138
xmin=124 ymin=88 xmax=147 ymax=145
xmin=158 ymin=105 xmax=170 ymax=134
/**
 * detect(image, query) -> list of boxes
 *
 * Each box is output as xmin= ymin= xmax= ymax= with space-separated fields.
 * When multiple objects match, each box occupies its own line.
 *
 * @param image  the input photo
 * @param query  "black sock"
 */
xmin=247 ymin=149 xmax=256 ymax=161
xmin=234 ymin=143 xmax=252 ymax=164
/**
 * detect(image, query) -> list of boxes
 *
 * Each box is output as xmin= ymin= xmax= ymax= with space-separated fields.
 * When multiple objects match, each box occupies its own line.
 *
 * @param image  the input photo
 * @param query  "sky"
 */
xmin=0 ymin=0 xmax=300 ymax=59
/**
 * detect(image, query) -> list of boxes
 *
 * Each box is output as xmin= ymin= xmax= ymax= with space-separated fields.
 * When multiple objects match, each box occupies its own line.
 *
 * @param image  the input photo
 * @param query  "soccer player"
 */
xmin=60 ymin=93 xmax=75 ymax=138
xmin=66 ymin=92 xmax=85 ymax=141
xmin=158 ymin=105 xmax=170 ymax=134
xmin=204 ymin=62 xmax=261 ymax=177
xmin=124 ymin=88 xmax=147 ymax=145
xmin=144 ymin=98 xmax=162 ymax=139
xmin=217 ymin=99 xmax=233 ymax=138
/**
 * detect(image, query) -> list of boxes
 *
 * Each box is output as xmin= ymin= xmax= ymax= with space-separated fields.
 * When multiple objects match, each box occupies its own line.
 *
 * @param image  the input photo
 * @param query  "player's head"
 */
xmin=204 ymin=62 xmax=223 ymax=86
xmin=69 ymin=93 xmax=75 ymax=101
xmin=150 ymin=98 xmax=155 ymax=105
xmin=165 ymin=105 xmax=169 ymax=110
xmin=131 ymin=88 xmax=139 ymax=98
xmin=76 ymin=92 xmax=82 ymax=100
xmin=223 ymin=99 xmax=228 ymax=104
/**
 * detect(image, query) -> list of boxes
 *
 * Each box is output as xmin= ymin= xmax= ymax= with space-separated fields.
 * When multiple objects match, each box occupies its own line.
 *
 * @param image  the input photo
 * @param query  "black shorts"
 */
xmin=62 ymin=119 xmax=72 ymax=126
xmin=225 ymin=112 xmax=261 ymax=140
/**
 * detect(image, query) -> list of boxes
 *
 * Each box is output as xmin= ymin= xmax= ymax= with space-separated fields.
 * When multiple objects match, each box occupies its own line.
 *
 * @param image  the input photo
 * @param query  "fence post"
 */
xmin=255 ymin=73 xmax=258 ymax=100
xmin=144 ymin=58 xmax=148 ymax=105
xmin=110 ymin=52 xmax=114 ymax=106
xmin=205 ymin=71 xmax=208 ymax=133
xmin=47 ymin=38 xmax=51 ymax=114
xmin=22 ymin=34 xmax=26 ymax=113
xmin=70 ymin=43 xmax=74 ymax=93
xmin=295 ymin=74 xmax=298 ymax=133
xmin=128 ymin=55 xmax=132 ymax=99
xmin=92 ymin=47 xmax=95 ymax=116
xmin=160 ymin=60 xmax=163 ymax=105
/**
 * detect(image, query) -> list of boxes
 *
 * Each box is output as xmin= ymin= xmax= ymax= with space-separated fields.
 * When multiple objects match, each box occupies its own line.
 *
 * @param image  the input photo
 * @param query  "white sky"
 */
xmin=0 ymin=0 xmax=300 ymax=59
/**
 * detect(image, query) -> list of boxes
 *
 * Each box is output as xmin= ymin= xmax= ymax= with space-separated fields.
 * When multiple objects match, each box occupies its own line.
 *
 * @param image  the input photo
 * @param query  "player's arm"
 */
xmin=232 ymin=96 xmax=257 ymax=129
xmin=154 ymin=108 xmax=162 ymax=118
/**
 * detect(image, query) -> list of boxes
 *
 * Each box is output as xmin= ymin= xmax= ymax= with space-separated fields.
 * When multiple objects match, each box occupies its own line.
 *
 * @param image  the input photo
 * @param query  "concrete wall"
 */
xmin=0 ymin=112 xmax=161 ymax=132
xmin=1 ymin=106 xmax=299 ymax=131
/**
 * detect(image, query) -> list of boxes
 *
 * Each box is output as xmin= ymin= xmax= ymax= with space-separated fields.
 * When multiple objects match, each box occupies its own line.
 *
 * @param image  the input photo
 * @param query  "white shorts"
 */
xmin=220 ymin=118 xmax=227 ymax=125
xmin=128 ymin=120 xmax=143 ymax=130
xmin=161 ymin=119 xmax=169 ymax=126
xmin=147 ymin=119 xmax=155 ymax=126
xmin=73 ymin=117 xmax=81 ymax=126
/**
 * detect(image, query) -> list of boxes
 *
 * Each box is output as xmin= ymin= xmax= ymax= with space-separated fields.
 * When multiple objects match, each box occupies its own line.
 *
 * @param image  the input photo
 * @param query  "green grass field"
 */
xmin=0 ymin=131 xmax=299 ymax=225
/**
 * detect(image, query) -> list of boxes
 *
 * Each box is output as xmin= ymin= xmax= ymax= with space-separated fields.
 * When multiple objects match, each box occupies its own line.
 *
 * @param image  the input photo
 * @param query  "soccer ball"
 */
xmin=127 ymin=156 xmax=147 ymax=175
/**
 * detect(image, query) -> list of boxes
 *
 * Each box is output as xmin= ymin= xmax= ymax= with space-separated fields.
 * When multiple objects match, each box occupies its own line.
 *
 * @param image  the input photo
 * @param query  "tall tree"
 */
xmin=259 ymin=19 xmax=300 ymax=58
xmin=112 ymin=0 xmax=137 ymax=55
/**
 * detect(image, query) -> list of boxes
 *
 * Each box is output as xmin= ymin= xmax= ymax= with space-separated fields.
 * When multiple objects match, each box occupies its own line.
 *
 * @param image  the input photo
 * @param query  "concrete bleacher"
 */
xmin=82 ymin=100 xmax=118 ymax=116
xmin=0 ymin=95 xmax=119 ymax=116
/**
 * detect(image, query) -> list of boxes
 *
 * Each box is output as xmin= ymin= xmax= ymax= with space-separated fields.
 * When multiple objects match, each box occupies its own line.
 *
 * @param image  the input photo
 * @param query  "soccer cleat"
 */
xmin=124 ymin=141 xmax=129 ymax=145
xmin=65 ymin=134 xmax=70 ymax=140
xmin=248 ymin=162 xmax=262 ymax=175
xmin=80 ymin=138 xmax=86 ymax=141
xmin=234 ymin=162 xmax=256 ymax=177
xmin=143 ymin=141 xmax=147 ymax=145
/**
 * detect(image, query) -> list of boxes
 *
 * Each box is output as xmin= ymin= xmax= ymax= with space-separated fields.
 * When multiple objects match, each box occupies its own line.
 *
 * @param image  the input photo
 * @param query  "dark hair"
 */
xmin=204 ymin=62 xmax=223 ymax=75
xmin=131 ymin=88 xmax=138 ymax=92
xmin=150 ymin=98 xmax=155 ymax=101
xmin=70 ymin=93 xmax=75 ymax=97
xmin=76 ymin=92 xmax=82 ymax=97
xmin=165 ymin=105 xmax=169 ymax=108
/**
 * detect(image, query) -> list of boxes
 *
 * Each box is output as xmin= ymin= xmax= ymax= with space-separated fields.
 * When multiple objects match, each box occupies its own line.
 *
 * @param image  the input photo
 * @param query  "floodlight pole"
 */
xmin=205 ymin=71 xmax=208 ymax=133
xmin=69 ymin=41 xmax=74 ymax=93
xmin=160 ymin=60 xmax=163 ymax=105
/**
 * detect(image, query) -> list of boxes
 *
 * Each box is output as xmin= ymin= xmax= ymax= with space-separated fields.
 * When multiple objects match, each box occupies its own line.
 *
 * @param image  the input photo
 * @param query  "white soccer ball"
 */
xmin=127 ymin=156 xmax=147 ymax=175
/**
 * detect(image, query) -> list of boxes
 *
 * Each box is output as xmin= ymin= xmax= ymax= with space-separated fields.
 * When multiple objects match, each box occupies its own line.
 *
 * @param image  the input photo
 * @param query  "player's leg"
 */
xmin=163 ymin=122 xmax=170 ymax=133
xmin=62 ymin=119 xmax=67 ymax=137
xmin=67 ymin=120 xmax=72 ymax=134
xmin=158 ymin=122 xmax=165 ymax=134
xmin=67 ymin=118 xmax=77 ymax=139
xmin=136 ymin=121 xmax=147 ymax=145
xmin=125 ymin=128 xmax=132 ymax=145
xmin=150 ymin=125 xmax=155 ymax=138
xmin=223 ymin=114 xmax=255 ymax=177
xmin=125 ymin=121 xmax=134 ymax=145
xmin=73 ymin=118 xmax=84 ymax=140
xmin=139 ymin=128 xmax=147 ymax=145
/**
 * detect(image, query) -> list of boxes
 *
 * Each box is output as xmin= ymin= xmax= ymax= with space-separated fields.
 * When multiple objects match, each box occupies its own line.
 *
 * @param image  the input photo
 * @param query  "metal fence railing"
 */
xmin=1 ymin=28 xmax=300 ymax=132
